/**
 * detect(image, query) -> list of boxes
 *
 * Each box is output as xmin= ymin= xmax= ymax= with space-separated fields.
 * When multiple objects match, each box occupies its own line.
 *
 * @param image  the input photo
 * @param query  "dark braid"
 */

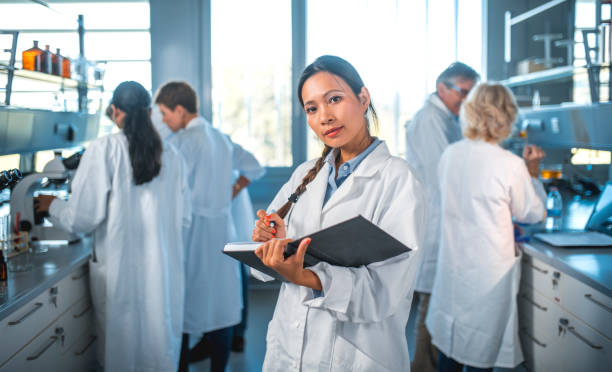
xmin=277 ymin=145 xmax=333 ymax=218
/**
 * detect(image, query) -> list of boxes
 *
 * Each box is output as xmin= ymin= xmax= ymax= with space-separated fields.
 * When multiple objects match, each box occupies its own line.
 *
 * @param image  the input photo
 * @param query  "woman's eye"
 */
xmin=305 ymin=106 xmax=316 ymax=114
xmin=329 ymin=96 xmax=342 ymax=104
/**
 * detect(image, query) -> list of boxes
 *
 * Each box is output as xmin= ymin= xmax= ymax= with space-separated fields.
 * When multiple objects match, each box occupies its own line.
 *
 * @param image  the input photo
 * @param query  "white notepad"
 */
xmin=534 ymin=231 xmax=612 ymax=247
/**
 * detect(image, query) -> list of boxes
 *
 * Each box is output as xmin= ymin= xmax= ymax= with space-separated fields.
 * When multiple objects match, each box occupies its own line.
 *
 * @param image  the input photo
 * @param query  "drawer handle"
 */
xmin=73 ymin=304 xmax=92 ymax=318
xmin=521 ymin=293 xmax=548 ymax=311
xmin=71 ymin=270 xmax=88 ymax=280
xmin=584 ymin=294 xmax=612 ymax=313
xmin=8 ymin=302 xmax=43 ymax=326
xmin=74 ymin=335 xmax=97 ymax=356
xmin=520 ymin=327 xmax=547 ymax=348
xmin=26 ymin=335 xmax=59 ymax=360
xmin=528 ymin=262 xmax=548 ymax=274
xmin=559 ymin=318 xmax=603 ymax=350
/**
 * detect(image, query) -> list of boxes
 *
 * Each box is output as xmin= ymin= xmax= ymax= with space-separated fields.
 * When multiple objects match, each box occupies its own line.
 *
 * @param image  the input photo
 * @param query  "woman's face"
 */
xmin=301 ymin=71 xmax=370 ymax=150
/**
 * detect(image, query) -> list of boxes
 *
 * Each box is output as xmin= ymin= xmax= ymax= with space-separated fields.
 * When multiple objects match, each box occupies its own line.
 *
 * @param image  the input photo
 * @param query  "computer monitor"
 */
xmin=585 ymin=182 xmax=612 ymax=235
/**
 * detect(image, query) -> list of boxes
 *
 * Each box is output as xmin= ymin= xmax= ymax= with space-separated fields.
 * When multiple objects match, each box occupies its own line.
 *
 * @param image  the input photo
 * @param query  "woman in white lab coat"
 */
xmin=35 ymin=81 xmax=191 ymax=372
xmin=426 ymin=83 xmax=547 ymax=371
xmin=251 ymin=55 xmax=424 ymax=372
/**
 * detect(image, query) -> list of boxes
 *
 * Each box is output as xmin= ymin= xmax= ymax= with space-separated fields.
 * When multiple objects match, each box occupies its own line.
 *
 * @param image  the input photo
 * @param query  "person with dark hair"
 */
xmin=404 ymin=61 xmax=479 ymax=372
xmin=154 ymin=81 xmax=264 ymax=372
xmin=35 ymin=81 xmax=192 ymax=372
xmin=250 ymin=55 xmax=424 ymax=371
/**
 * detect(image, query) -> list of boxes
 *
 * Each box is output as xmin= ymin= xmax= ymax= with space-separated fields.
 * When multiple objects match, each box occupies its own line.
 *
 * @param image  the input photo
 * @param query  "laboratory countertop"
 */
xmin=522 ymin=190 xmax=612 ymax=298
xmin=522 ymin=240 xmax=612 ymax=298
xmin=0 ymin=238 xmax=92 ymax=322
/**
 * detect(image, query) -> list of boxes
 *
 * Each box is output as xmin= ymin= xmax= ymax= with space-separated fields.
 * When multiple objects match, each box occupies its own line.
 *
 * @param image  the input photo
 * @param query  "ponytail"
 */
xmin=122 ymin=107 xmax=162 ymax=185
xmin=277 ymin=145 xmax=333 ymax=218
xmin=111 ymin=81 xmax=162 ymax=185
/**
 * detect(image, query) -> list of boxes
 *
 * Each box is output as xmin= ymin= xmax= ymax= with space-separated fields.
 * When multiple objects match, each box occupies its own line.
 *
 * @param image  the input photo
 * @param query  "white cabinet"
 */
xmin=520 ymin=255 xmax=612 ymax=372
xmin=0 ymin=264 xmax=94 ymax=371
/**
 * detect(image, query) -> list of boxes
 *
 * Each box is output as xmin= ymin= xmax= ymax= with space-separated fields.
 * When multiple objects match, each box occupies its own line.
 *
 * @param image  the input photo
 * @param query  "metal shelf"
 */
xmin=500 ymin=65 xmax=579 ymax=87
xmin=0 ymin=68 xmax=101 ymax=90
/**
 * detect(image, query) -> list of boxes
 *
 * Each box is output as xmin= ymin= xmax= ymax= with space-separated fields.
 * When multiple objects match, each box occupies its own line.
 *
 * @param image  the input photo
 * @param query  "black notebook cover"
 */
xmin=223 ymin=215 xmax=411 ymax=281
xmin=284 ymin=215 xmax=411 ymax=267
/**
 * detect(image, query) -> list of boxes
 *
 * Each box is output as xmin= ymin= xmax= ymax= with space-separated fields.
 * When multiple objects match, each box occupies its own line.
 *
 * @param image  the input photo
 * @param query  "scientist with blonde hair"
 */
xmin=426 ymin=83 xmax=547 ymax=372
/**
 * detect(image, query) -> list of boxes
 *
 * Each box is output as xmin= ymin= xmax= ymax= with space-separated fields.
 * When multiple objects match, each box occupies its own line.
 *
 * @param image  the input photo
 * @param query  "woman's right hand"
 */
xmin=523 ymin=144 xmax=546 ymax=178
xmin=252 ymin=209 xmax=286 ymax=242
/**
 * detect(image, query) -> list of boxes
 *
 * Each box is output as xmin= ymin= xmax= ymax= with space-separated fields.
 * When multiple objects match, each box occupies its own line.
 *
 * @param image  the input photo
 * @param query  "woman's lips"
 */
xmin=324 ymin=126 xmax=343 ymax=137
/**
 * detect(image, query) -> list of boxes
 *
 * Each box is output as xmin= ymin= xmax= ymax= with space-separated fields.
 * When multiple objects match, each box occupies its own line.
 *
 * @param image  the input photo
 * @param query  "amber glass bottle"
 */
xmin=40 ymin=45 xmax=53 ymax=74
xmin=52 ymin=48 xmax=63 ymax=76
xmin=22 ymin=40 xmax=43 ymax=71
xmin=62 ymin=56 xmax=71 ymax=78
xmin=0 ymin=249 xmax=7 ymax=282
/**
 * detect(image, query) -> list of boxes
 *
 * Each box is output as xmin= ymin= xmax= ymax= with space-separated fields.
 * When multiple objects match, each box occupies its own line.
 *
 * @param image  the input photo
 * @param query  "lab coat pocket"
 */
xmin=331 ymin=336 xmax=392 ymax=372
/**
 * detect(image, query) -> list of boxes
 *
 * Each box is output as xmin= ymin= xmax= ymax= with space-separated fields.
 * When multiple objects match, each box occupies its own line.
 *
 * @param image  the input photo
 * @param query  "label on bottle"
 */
xmin=547 ymin=208 xmax=562 ymax=217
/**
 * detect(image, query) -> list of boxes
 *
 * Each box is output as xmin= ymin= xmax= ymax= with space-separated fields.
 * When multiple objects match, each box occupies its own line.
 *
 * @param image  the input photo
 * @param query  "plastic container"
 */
xmin=21 ymin=40 xmax=43 ymax=71
xmin=546 ymin=187 xmax=563 ymax=231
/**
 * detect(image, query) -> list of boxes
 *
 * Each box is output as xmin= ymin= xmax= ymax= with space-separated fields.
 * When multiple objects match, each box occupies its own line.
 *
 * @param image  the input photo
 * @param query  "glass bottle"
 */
xmin=40 ymin=45 xmax=53 ymax=74
xmin=52 ymin=48 xmax=63 ymax=76
xmin=546 ymin=187 xmax=563 ymax=231
xmin=0 ymin=248 xmax=8 ymax=282
xmin=62 ymin=55 xmax=71 ymax=78
xmin=21 ymin=40 xmax=43 ymax=71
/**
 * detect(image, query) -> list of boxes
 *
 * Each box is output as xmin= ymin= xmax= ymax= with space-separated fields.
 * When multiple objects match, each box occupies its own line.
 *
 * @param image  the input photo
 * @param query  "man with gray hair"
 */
xmin=405 ymin=62 xmax=479 ymax=372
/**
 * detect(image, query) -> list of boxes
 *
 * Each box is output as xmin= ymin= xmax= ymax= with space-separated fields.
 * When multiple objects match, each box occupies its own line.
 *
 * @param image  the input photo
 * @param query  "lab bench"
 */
xmin=0 ymin=239 xmax=95 ymax=372
xmin=519 ymin=239 xmax=612 ymax=371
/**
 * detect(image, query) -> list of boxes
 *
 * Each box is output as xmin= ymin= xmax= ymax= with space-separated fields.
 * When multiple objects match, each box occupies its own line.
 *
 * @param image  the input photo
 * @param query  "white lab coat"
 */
xmin=261 ymin=142 xmax=424 ymax=372
xmin=405 ymin=93 xmax=462 ymax=293
xmin=426 ymin=139 xmax=546 ymax=368
xmin=168 ymin=117 xmax=261 ymax=334
xmin=49 ymin=133 xmax=191 ymax=372
xmin=231 ymin=148 xmax=265 ymax=241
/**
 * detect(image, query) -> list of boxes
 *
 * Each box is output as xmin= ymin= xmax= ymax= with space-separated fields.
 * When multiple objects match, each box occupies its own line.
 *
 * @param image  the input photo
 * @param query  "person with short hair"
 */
xmin=405 ymin=62 xmax=479 ymax=372
xmin=426 ymin=83 xmax=547 ymax=371
xmin=154 ymin=81 xmax=262 ymax=372
xmin=36 ymin=81 xmax=191 ymax=372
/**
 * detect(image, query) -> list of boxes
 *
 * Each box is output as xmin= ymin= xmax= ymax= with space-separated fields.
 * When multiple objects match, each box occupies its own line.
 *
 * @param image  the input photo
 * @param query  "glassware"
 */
xmin=7 ymin=246 xmax=32 ymax=272
xmin=40 ymin=45 xmax=53 ymax=74
xmin=21 ymin=40 xmax=43 ymax=71
xmin=62 ymin=55 xmax=71 ymax=78
xmin=52 ymin=48 xmax=63 ymax=76
xmin=546 ymin=187 xmax=563 ymax=231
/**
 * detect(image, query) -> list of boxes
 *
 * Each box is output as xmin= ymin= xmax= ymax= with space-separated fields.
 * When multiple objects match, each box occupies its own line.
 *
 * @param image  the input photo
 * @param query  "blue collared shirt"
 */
xmin=323 ymin=138 xmax=381 ymax=206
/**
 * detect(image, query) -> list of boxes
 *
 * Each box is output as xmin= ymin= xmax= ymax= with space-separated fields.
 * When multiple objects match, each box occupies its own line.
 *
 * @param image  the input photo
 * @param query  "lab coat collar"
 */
xmin=320 ymin=142 xmax=391 ymax=214
xmin=185 ymin=116 xmax=210 ymax=130
xmin=429 ymin=93 xmax=457 ymax=121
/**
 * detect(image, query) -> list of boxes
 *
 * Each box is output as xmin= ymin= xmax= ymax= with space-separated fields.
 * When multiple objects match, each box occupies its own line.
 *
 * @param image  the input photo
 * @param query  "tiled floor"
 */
xmin=188 ymin=284 xmax=527 ymax=372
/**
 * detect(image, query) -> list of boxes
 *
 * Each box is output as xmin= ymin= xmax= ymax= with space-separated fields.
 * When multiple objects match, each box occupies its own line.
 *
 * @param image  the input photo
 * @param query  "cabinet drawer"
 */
xmin=0 ymin=296 xmax=93 ymax=372
xmin=0 ymin=288 xmax=56 ymax=366
xmin=521 ymin=255 xmax=561 ymax=303
xmin=0 ymin=264 xmax=89 ymax=366
xmin=520 ymin=288 xmax=611 ymax=372
xmin=65 ymin=330 xmax=97 ymax=372
xmin=553 ymin=270 xmax=612 ymax=340
xmin=55 ymin=265 xmax=89 ymax=315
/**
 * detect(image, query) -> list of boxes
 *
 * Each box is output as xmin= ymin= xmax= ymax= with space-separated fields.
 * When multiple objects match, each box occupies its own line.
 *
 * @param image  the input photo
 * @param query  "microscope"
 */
xmin=10 ymin=151 xmax=83 ymax=243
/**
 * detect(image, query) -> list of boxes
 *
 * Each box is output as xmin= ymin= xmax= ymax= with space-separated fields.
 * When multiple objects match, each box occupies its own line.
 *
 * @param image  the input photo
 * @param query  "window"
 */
xmin=307 ymin=0 xmax=482 ymax=160
xmin=0 ymin=0 xmax=151 ymax=136
xmin=211 ymin=0 xmax=292 ymax=167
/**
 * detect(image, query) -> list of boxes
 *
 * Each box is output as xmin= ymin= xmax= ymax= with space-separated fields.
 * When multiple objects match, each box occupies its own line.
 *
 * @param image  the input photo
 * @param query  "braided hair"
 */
xmin=111 ymin=81 xmax=162 ymax=185
xmin=276 ymin=55 xmax=379 ymax=219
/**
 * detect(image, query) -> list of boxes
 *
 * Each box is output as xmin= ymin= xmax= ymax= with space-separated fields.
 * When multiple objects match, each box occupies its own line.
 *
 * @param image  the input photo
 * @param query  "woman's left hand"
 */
xmin=254 ymin=237 xmax=321 ymax=290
